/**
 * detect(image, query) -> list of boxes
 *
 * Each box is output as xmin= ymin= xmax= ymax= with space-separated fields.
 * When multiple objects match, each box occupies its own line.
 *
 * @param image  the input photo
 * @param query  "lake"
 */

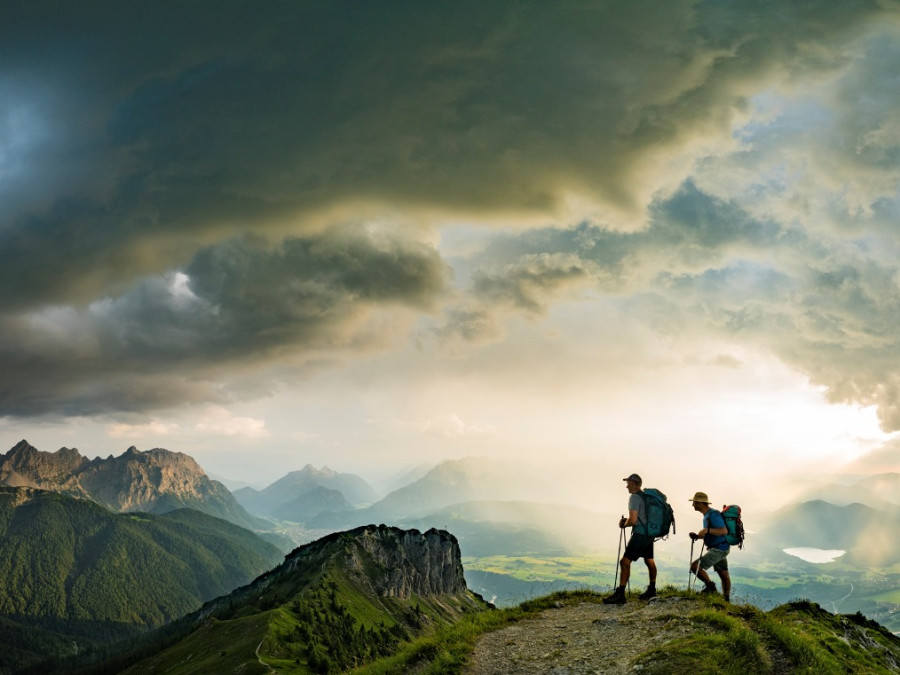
xmin=783 ymin=547 xmax=846 ymax=563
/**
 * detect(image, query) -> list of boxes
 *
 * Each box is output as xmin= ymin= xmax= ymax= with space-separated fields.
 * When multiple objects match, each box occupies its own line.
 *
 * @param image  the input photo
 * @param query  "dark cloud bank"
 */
xmin=2 ymin=1 xmax=899 ymax=427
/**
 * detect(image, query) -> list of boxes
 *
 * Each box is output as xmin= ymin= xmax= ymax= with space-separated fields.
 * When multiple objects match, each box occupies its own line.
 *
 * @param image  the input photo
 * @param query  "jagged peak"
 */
xmin=112 ymin=446 xmax=201 ymax=470
xmin=295 ymin=463 xmax=335 ymax=476
xmin=8 ymin=439 xmax=38 ymax=456
xmin=55 ymin=446 xmax=83 ymax=459
xmin=3 ymin=440 xmax=86 ymax=468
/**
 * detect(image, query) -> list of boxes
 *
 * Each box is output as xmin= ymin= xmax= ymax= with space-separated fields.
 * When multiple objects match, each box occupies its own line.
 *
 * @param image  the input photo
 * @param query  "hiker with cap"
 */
xmin=603 ymin=473 xmax=658 ymax=604
xmin=688 ymin=491 xmax=731 ymax=601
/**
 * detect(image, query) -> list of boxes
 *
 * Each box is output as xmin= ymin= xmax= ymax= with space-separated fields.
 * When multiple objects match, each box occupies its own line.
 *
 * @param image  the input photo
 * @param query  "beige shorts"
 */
xmin=699 ymin=547 xmax=729 ymax=572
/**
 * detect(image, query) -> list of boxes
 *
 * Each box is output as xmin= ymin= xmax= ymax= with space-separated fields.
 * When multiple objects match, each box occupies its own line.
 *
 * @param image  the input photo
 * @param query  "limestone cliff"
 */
xmin=342 ymin=525 xmax=469 ymax=597
xmin=207 ymin=523 xmax=481 ymax=614
xmin=0 ymin=439 xmax=263 ymax=530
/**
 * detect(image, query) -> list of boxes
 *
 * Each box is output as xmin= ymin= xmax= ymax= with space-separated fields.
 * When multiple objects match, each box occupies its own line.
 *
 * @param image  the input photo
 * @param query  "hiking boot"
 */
xmin=639 ymin=586 xmax=656 ymax=601
xmin=602 ymin=587 xmax=626 ymax=604
xmin=723 ymin=594 xmax=730 ymax=603
xmin=701 ymin=582 xmax=718 ymax=595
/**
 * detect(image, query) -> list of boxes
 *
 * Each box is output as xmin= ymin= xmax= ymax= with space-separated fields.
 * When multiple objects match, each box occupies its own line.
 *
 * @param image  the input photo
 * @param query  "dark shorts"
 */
xmin=623 ymin=533 xmax=654 ymax=561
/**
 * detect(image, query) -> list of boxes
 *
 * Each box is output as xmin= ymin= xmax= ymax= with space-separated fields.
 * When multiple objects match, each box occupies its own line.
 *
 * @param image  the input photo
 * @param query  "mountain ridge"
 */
xmin=0 ymin=485 xmax=284 ymax=673
xmin=310 ymin=456 xmax=559 ymax=530
xmin=0 ymin=440 xmax=264 ymax=531
xmin=111 ymin=524 xmax=490 ymax=674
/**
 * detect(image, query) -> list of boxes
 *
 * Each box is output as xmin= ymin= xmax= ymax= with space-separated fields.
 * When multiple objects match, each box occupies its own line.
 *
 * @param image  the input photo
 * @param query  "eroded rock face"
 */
xmin=347 ymin=525 xmax=468 ymax=597
xmin=0 ymin=440 xmax=259 ymax=529
xmin=77 ymin=447 xmax=223 ymax=512
xmin=0 ymin=441 xmax=89 ymax=495
xmin=204 ymin=524 xmax=474 ymax=623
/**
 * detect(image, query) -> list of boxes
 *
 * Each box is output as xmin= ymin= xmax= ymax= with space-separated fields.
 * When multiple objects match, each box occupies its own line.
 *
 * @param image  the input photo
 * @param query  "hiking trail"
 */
xmin=463 ymin=596 xmax=792 ymax=674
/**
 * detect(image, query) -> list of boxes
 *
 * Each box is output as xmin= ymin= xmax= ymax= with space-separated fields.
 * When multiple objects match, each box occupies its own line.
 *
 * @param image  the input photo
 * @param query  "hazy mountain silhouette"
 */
xmin=233 ymin=463 xmax=379 ymax=520
xmin=270 ymin=485 xmax=354 ymax=521
xmin=404 ymin=500 xmax=616 ymax=557
xmin=311 ymin=456 xmax=559 ymax=529
xmin=795 ymin=472 xmax=900 ymax=509
xmin=755 ymin=499 xmax=900 ymax=566
xmin=375 ymin=461 xmax=436 ymax=494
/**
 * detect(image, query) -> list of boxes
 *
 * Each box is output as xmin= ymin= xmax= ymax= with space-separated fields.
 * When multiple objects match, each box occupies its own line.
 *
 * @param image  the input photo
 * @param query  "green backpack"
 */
xmin=638 ymin=488 xmax=676 ymax=540
xmin=721 ymin=504 xmax=744 ymax=549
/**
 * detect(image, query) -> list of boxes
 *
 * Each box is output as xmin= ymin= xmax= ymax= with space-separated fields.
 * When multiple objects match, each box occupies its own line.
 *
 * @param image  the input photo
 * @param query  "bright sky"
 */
xmin=2 ymin=2 xmax=900 ymax=506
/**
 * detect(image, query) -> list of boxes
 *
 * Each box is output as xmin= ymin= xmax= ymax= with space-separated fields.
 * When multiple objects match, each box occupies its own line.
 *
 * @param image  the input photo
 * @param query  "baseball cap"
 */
xmin=623 ymin=473 xmax=642 ymax=485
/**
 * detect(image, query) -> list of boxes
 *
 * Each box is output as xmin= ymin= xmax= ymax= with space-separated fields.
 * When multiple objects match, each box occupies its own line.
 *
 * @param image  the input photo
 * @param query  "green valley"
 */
xmin=0 ymin=487 xmax=283 ymax=674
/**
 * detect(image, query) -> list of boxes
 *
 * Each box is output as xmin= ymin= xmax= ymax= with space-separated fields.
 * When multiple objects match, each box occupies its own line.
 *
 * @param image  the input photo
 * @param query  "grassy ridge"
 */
xmin=348 ymin=590 xmax=900 ymax=674
xmin=463 ymin=552 xmax=900 ymax=634
xmin=116 ymin=530 xmax=490 ymax=675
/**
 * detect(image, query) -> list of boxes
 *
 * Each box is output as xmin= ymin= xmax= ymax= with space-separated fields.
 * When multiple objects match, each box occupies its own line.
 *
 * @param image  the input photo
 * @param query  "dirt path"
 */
xmin=463 ymin=596 xmax=701 ymax=674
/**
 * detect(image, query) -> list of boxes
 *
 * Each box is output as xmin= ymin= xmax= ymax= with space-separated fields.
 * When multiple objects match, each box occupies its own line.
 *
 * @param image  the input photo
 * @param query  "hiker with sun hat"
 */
xmin=688 ymin=490 xmax=732 ymax=602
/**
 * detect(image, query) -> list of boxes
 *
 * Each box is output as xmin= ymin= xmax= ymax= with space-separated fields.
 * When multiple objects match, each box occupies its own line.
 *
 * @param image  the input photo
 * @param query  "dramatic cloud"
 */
xmin=0 ymin=2 xmax=889 ymax=302
xmin=3 ymin=0 xmax=900 ymax=461
xmin=436 ymin=175 xmax=900 ymax=431
xmin=0 ymin=226 xmax=448 ymax=415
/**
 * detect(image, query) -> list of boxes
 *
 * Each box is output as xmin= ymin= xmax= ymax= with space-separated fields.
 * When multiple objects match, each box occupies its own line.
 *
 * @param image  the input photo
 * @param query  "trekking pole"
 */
xmin=613 ymin=519 xmax=624 ymax=591
xmin=688 ymin=537 xmax=695 ymax=591
xmin=690 ymin=540 xmax=706 ymax=593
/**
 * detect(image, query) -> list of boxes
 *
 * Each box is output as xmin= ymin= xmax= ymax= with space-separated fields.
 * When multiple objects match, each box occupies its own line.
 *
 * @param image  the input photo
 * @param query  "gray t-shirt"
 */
xmin=628 ymin=492 xmax=646 ymax=530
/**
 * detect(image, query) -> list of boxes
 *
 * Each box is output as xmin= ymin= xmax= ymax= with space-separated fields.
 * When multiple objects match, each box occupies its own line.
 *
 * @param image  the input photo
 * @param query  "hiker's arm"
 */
xmin=699 ymin=525 xmax=727 ymax=537
xmin=620 ymin=509 xmax=639 ymax=528
xmin=701 ymin=512 xmax=728 ymax=537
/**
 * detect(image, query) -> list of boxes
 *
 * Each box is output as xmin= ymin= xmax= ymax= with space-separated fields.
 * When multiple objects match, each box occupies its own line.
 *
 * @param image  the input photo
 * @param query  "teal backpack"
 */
xmin=638 ymin=488 xmax=676 ymax=540
xmin=721 ymin=504 xmax=745 ymax=549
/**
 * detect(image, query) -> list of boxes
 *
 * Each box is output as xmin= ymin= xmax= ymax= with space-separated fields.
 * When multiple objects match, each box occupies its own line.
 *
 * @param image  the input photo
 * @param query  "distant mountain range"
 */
xmin=794 ymin=472 xmax=900 ymax=509
xmin=404 ymin=500 xmax=618 ymax=557
xmin=0 ymin=486 xmax=284 ymax=674
xmin=233 ymin=463 xmax=379 ymax=521
xmin=309 ymin=456 xmax=560 ymax=529
xmin=0 ymin=440 xmax=266 ymax=531
xmin=237 ymin=456 xmax=616 ymax=558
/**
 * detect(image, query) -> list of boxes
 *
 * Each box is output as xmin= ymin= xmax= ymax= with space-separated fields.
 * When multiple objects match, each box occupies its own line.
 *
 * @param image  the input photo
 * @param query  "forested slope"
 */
xmin=0 ymin=487 xmax=283 ymax=674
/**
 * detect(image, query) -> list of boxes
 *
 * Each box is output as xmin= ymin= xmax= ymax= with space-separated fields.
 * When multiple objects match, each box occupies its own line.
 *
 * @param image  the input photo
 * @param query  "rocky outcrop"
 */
xmin=196 ymin=524 xmax=483 ymax=623
xmin=0 ymin=440 xmax=264 ymax=531
xmin=343 ymin=525 xmax=468 ymax=597
xmin=272 ymin=524 xmax=469 ymax=598
xmin=0 ymin=440 xmax=89 ymax=496
xmin=125 ymin=524 xmax=489 ymax=673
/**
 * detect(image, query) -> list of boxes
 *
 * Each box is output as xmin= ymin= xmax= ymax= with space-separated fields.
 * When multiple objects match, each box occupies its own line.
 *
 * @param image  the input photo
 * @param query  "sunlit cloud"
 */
xmin=193 ymin=407 xmax=269 ymax=439
xmin=107 ymin=419 xmax=180 ymax=440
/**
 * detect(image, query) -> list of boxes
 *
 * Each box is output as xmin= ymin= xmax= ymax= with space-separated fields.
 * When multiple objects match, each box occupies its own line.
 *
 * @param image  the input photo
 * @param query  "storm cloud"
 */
xmin=0 ymin=226 xmax=447 ymax=415
xmin=3 ymin=0 xmax=900 ymax=433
